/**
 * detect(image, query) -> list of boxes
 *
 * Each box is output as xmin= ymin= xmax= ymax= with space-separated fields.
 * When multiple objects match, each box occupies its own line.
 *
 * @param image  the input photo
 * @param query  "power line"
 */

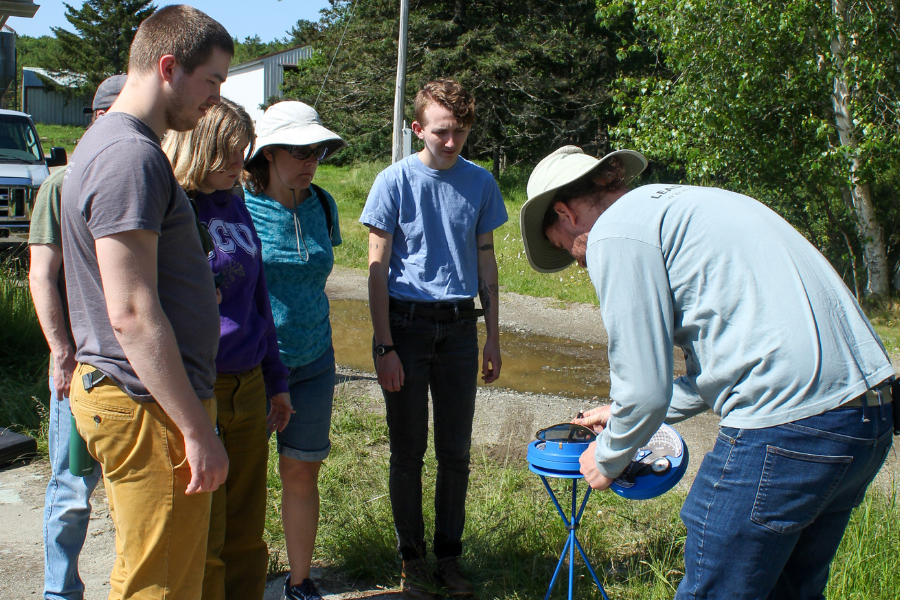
xmin=314 ymin=0 xmax=360 ymax=109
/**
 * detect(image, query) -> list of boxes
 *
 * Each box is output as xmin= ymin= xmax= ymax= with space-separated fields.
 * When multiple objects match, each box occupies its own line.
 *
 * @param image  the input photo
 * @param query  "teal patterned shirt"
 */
xmin=245 ymin=186 xmax=341 ymax=368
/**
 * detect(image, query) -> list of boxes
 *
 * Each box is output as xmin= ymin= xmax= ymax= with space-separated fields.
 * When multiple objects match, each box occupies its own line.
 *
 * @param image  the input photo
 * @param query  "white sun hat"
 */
xmin=248 ymin=101 xmax=346 ymax=162
xmin=520 ymin=146 xmax=648 ymax=273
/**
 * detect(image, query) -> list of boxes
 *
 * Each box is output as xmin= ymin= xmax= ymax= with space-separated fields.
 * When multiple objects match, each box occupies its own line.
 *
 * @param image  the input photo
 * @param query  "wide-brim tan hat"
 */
xmin=520 ymin=146 xmax=648 ymax=273
xmin=248 ymin=101 xmax=346 ymax=162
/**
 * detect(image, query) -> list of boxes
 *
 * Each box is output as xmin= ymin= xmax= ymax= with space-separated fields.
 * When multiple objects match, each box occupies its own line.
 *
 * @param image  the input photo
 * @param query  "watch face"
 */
xmin=376 ymin=346 xmax=384 ymax=355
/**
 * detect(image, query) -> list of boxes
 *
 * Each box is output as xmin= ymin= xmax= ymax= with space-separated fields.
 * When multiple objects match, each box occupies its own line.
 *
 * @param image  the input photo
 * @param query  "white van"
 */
xmin=0 ymin=108 xmax=67 ymax=248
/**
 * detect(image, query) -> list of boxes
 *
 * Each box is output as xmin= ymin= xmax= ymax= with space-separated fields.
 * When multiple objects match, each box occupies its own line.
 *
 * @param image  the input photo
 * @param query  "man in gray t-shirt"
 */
xmin=62 ymin=112 xmax=220 ymax=400
xmin=60 ymin=6 xmax=234 ymax=598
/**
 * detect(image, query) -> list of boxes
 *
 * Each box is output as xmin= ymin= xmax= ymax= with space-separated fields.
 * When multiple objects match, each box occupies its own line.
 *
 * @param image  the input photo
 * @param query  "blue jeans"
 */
xmin=43 ymin=376 xmax=101 ymax=600
xmin=376 ymin=305 xmax=479 ymax=560
xmin=676 ymin=403 xmax=894 ymax=600
xmin=274 ymin=345 xmax=336 ymax=462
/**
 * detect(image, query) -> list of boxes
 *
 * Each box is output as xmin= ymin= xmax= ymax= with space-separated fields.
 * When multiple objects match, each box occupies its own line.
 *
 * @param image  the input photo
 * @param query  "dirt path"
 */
xmin=2 ymin=265 xmax=897 ymax=599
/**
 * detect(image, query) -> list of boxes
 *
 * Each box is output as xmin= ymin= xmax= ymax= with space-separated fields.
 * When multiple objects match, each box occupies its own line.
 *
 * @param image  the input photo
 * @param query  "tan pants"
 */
xmin=70 ymin=363 xmax=216 ymax=600
xmin=202 ymin=367 xmax=270 ymax=600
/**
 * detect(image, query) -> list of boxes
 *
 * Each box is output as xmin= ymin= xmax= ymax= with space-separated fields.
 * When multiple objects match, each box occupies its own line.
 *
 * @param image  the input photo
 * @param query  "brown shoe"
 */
xmin=401 ymin=558 xmax=442 ymax=600
xmin=434 ymin=557 xmax=475 ymax=597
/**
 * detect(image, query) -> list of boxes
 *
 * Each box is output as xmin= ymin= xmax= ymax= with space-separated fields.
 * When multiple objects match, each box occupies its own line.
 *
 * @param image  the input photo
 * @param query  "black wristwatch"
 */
xmin=375 ymin=344 xmax=396 ymax=357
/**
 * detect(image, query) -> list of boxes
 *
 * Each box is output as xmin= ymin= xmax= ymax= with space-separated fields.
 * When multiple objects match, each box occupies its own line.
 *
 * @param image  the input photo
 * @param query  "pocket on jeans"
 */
xmin=751 ymin=445 xmax=852 ymax=533
xmin=389 ymin=312 xmax=409 ymax=329
xmin=70 ymin=393 xmax=135 ymax=422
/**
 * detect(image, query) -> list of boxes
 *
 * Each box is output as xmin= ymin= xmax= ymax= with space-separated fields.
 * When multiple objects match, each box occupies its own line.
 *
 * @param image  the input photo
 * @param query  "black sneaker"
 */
xmin=284 ymin=574 xmax=324 ymax=600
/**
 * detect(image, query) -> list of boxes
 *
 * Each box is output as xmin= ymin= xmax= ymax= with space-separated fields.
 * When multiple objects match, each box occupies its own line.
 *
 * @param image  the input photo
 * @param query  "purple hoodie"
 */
xmin=194 ymin=189 xmax=289 ymax=397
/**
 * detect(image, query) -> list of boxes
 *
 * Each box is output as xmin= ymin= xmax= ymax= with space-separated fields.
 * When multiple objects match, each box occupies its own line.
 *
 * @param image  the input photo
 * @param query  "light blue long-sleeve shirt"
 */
xmin=587 ymin=184 xmax=894 ymax=478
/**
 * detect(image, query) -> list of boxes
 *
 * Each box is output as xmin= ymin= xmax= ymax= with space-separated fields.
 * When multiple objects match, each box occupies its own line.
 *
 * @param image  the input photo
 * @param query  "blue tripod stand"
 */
xmin=537 ymin=473 xmax=609 ymax=600
xmin=528 ymin=421 xmax=688 ymax=599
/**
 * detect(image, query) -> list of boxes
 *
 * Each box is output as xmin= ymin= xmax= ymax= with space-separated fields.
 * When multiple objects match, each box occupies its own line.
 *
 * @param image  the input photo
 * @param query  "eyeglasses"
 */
xmin=279 ymin=144 xmax=329 ymax=162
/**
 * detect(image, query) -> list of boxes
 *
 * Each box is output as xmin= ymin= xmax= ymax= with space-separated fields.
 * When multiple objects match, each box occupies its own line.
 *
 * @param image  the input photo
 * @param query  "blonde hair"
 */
xmin=163 ymin=98 xmax=255 ymax=194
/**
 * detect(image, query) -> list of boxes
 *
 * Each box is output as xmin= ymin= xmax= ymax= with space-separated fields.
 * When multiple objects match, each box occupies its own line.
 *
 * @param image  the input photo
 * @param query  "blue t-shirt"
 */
xmin=359 ymin=154 xmax=508 ymax=301
xmin=245 ymin=186 xmax=341 ymax=368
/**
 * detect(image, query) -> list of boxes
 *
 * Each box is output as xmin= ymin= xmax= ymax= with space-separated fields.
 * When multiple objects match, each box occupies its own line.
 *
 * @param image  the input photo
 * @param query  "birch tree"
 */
xmin=599 ymin=0 xmax=900 ymax=296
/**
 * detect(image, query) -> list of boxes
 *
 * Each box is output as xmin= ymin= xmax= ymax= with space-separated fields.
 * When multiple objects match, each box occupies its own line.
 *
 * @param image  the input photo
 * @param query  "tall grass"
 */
xmin=314 ymin=161 xmax=599 ymax=305
xmin=264 ymin=383 xmax=899 ymax=598
xmin=827 ymin=484 xmax=900 ymax=599
xmin=0 ymin=260 xmax=50 ymax=433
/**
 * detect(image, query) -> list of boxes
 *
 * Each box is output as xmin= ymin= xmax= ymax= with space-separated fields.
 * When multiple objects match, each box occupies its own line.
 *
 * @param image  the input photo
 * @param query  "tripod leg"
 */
xmin=545 ymin=536 xmax=572 ymax=600
xmin=573 ymin=535 xmax=609 ymax=600
xmin=567 ymin=480 xmax=578 ymax=600
xmin=540 ymin=476 xmax=572 ymax=527
xmin=568 ymin=529 xmax=576 ymax=600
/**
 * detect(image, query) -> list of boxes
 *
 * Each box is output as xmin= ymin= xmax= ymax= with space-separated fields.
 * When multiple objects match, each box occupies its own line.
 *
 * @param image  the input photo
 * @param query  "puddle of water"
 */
xmin=330 ymin=299 xmax=611 ymax=400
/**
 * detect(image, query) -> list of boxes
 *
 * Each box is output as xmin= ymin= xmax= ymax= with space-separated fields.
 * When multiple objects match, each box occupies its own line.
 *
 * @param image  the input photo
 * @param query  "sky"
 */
xmin=7 ymin=0 xmax=333 ymax=42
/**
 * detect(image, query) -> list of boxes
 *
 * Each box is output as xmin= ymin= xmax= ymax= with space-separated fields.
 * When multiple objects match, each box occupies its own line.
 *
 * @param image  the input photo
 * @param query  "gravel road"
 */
xmin=1 ymin=265 xmax=896 ymax=599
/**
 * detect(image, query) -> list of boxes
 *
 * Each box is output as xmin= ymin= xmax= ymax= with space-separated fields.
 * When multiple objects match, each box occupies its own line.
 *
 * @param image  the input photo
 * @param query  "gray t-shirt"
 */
xmin=586 ymin=184 xmax=894 ymax=478
xmin=61 ymin=113 xmax=219 ymax=401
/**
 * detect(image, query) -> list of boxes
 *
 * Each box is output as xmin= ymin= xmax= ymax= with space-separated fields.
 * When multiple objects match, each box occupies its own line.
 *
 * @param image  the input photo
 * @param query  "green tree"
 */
xmin=282 ymin=0 xmax=650 ymax=173
xmin=598 ymin=0 xmax=900 ymax=297
xmin=233 ymin=34 xmax=294 ymax=65
xmin=6 ymin=35 xmax=60 ymax=110
xmin=52 ymin=0 xmax=156 ymax=92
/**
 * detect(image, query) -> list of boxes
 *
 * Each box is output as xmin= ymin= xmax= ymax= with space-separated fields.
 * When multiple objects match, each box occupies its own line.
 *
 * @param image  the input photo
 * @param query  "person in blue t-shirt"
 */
xmin=360 ymin=79 xmax=508 ymax=599
xmin=242 ymin=101 xmax=346 ymax=600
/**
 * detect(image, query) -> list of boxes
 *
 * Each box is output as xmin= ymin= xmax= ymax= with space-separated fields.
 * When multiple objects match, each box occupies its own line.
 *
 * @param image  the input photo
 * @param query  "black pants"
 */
xmin=375 ymin=303 xmax=479 ymax=560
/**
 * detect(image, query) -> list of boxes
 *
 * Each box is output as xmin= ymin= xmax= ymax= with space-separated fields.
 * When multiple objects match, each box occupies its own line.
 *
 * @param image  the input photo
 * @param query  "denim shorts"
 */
xmin=272 ymin=346 xmax=336 ymax=462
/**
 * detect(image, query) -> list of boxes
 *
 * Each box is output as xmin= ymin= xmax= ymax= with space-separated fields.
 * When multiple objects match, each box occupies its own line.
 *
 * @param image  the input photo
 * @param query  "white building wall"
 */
xmin=221 ymin=65 xmax=266 ymax=125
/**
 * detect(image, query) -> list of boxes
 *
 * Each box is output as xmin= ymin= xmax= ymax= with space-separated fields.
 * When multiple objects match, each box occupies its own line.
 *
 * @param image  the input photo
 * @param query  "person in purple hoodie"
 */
xmin=163 ymin=97 xmax=294 ymax=600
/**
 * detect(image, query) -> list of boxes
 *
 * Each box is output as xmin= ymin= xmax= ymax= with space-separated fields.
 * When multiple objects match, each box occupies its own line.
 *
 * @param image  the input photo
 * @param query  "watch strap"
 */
xmin=376 ymin=344 xmax=396 ymax=356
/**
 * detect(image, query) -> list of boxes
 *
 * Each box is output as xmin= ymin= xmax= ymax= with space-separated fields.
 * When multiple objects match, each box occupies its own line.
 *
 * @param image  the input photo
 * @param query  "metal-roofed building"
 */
xmin=22 ymin=67 xmax=90 ymax=126
xmin=220 ymin=45 xmax=313 ymax=124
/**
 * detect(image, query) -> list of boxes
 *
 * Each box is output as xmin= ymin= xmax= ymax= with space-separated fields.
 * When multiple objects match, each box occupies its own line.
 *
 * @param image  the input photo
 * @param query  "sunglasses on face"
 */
xmin=278 ymin=144 xmax=329 ymax=161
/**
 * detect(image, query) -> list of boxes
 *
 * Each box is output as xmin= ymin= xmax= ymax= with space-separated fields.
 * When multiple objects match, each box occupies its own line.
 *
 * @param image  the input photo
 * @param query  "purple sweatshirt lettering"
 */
xmin=195 ymin=189 xmax=289 ymax=397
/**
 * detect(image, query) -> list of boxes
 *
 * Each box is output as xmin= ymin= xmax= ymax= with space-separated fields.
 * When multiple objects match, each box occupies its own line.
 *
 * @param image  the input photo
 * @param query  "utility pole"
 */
xmin=391 ymin=0 xmax=409 ymax=163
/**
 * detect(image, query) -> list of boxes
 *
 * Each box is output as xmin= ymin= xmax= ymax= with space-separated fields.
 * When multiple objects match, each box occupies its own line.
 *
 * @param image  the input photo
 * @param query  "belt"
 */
xmin=389 ymin=298 xmax=484 ymax=322
xmin=839 ymin=383 xmax=894 ymax=408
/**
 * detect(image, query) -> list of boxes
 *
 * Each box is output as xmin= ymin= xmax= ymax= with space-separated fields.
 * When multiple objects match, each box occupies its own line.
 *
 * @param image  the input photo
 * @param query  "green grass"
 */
xmin=263 ymin=382 xmax=900 ymax=598
xmin=35 ymin=123 xmax=84 ymax=156
xmin=826 ymin=483 xmax=900 ymax=599
xmin=315 ymin=161 xmax=599 ymax=305
xmin=861 ymin=297 xmax=900 ymax=356
xmin=0 ymin=260 xmax=50 ymax=436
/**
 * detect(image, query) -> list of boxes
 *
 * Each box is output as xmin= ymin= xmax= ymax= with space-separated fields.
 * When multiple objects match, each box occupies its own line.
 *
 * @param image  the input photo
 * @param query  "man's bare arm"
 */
xmin=95 ymin=230 xmax=227 ymax=494
xmin=29 ymin=243 xmax=76 ymax=399
xmin=477 ymin=231 xmax=501 ymax=383
xmin=367 ymin=227 xmax=404 ymax=392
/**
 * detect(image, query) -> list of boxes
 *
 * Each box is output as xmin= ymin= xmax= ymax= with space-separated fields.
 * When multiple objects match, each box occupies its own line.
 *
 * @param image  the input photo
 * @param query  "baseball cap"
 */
xmin=248 ymin=101 xmax=346 ymax=162
xmin=519 ymin=146 xmax=648 ymax=273
xmin=84 ymin=74 xmax=127 ymax=114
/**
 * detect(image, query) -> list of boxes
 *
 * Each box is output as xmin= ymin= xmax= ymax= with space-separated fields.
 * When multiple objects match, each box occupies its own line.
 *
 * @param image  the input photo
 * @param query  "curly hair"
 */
xmin=541 ymin=156 xmax=628 ymax=234
xmin=414 ymin=79 xmax=476 ymax=127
